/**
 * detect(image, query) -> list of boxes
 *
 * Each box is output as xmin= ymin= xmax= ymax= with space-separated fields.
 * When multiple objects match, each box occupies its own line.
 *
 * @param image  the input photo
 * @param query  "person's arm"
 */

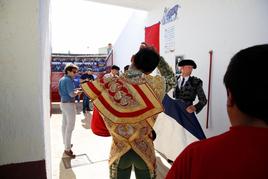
xmin=194 ymin=80 xmax=207 ymax=114
xmin=157 ymin=56 xmax=176 ymax=93
xmin=186 ymin=79 xmax=207 ymax=114
xmin=66 ymin=79 xmax=81 ymax=97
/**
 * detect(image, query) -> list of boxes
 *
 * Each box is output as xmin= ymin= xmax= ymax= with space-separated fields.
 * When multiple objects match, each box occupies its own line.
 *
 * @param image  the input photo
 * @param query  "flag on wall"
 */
xmin=145 ymin=22 xmax=160 ymax=53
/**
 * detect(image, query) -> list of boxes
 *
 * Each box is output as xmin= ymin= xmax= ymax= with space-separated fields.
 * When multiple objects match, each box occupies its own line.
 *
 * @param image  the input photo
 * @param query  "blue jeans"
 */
xmin=82 ymin=94 xmax=92 ymax=113
xmin=75 ymin=95 xmax=80 ymax=103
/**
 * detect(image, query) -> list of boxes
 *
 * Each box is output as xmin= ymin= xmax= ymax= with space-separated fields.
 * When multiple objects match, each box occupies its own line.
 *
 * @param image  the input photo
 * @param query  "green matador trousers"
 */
xmin=110 ymin=149 xmax=156 ymax=179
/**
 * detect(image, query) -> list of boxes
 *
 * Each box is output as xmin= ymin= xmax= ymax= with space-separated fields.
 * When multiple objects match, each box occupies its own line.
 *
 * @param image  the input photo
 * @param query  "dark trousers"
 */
xmin=110 ymin=149 xmax=155 ymax=179
xmin=82 ymin=95 xmax=92 ymax=113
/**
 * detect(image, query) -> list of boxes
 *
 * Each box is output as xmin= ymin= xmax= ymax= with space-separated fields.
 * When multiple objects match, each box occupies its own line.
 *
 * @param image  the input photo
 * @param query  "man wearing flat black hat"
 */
xmin=174 ymin=59 xmax=207 ymax=114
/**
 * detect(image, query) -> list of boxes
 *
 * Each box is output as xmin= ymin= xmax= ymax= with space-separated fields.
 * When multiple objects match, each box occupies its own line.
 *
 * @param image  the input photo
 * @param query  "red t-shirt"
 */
xmin=166 ymin=126 xmax=268 ymax=179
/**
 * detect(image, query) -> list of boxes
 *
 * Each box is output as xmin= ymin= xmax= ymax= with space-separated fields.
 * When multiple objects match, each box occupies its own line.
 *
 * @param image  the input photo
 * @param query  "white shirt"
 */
xmin=178 ymin=76 xmax=189 ymax=88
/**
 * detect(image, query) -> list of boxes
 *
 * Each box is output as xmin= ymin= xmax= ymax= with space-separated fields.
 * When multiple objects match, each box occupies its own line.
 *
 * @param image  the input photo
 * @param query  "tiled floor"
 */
xmin=50 ymin=103 xmax=170 ymax=179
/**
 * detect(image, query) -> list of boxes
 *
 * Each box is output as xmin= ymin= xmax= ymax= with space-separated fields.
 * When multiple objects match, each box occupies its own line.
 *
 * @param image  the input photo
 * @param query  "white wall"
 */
xmin=113 ymin=10 xmax=148 ymax=71
xmin=40 ymin=0 xmax=52 ymax=178
xmin=0 ymin=0 xmax=50 ymax=171
xmin=146 ymin=0 xmax=268 ymax=137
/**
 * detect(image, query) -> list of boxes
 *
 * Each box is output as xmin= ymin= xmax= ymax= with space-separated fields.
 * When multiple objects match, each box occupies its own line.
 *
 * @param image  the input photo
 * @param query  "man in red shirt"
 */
xmin=166 ymin=44 xmax=268 ymax=179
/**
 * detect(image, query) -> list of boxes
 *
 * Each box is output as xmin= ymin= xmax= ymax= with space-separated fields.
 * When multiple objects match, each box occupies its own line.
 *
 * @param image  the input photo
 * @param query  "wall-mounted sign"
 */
xmin=164 ymin=25 xmax=176 ymax=53
xmin=161 ymin=4 xmax=180 ymax=25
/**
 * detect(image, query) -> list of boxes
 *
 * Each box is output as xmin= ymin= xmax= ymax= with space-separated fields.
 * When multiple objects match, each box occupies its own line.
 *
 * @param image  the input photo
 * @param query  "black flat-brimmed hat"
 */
xmin=178 ymin=59 xmax=197 ymax=69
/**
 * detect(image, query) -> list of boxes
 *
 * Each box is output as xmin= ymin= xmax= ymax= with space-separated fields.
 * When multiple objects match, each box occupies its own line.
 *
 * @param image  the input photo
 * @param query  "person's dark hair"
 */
xmin=124 ymin=65 xmax=130 ymax=72
xmin=133 ymin=48 xmax=160 ymax=73
xmin=111 ymin=65 xmax=120 ymax=71
xmin=223 ymin=44 xmax=268 ymax=123
xmin=64 ymin=63 xmax=79 ymax=74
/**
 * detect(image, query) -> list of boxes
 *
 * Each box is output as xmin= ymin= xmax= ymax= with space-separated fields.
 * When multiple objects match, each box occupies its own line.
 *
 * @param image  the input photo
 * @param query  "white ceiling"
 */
xmin=86 ymin=0 xmax=161 ymax=11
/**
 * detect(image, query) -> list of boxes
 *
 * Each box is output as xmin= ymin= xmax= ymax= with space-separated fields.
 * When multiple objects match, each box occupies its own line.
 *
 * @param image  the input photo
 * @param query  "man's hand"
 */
xmin=186 ymin=105 xmax=196 ymax=113
xmin=74 ymin=89 xmax=83 ymax=96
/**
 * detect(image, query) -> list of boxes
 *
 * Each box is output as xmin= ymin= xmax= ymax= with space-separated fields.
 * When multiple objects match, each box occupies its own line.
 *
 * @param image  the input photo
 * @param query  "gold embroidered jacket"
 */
xmin=81 ymin=57 xmax=174 ymax=173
